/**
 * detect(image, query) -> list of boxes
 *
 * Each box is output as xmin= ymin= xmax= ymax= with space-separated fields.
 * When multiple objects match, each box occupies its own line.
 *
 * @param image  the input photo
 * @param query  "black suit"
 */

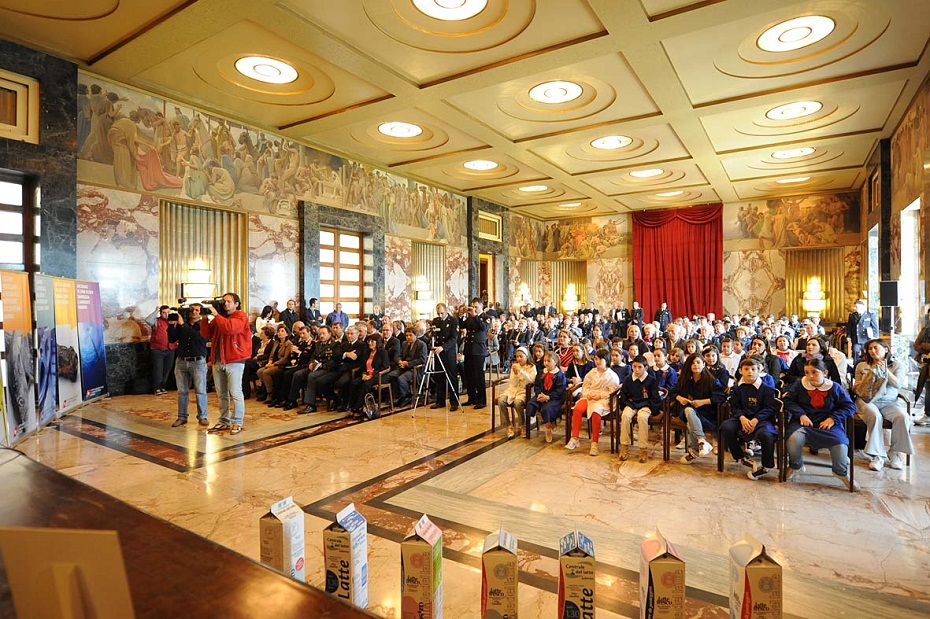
xmin=462 ymin=312 xmax=490 ymax=406
xmin=846 ymin=310 xmax=878 ymax=360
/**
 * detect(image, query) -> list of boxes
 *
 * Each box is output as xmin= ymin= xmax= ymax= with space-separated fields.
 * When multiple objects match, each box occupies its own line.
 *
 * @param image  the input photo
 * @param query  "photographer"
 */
xmin=145 ymin=304 xmax=178 ymax=395
xmin=167 ymin=303 xmax=208 ymax=427
xmin=430 ymin=303 xmax=460 ymax=411
xmin=462 ymin=298 xmax=490 ymax=409
xmin=200 ymin=293 xmax=251 ymax=435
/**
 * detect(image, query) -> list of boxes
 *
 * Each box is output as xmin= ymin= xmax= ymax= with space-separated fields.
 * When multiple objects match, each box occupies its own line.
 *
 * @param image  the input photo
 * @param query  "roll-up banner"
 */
xmin=0 ymin=270 xmax=37 ymax=445
xmin=33 ymin=274 xmax=58 ymax=426
xmin=53 ymin=277 xmax=83 ymax=412
xmin=76 ymin=281 xmax=107 ymax=400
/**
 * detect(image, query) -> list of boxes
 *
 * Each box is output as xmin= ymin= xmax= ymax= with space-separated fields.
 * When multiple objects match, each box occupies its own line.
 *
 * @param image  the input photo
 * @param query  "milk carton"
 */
xmin=323 ymin=503 xmax=369 ymax=609
xmin=639 ymin=529 xmax=685 ymax=619
xmin=481 ymin=529 xmax=519 ymax=619
xmin=729 ymin=536 xmax=782 ymax=619
xmin=401 ymin=514 xmax=443 ymax=619
xmin=259 ymin=496 xmax=306 ymax=582
xmin=558 ymin=530 xmax=596 ymax=619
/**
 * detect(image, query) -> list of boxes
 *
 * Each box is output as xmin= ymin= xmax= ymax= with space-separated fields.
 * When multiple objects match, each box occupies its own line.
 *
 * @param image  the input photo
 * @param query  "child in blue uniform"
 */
xmin=526 ymin=350 xmax=567 ymax=444
xmin=720 ymin=357 xmax=778 ymax=480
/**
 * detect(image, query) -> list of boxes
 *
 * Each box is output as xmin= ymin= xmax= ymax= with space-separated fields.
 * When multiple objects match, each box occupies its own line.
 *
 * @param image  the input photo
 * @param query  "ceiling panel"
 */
xmin=473 ymin=182 xmax=589 ymax=209
xmin=732 ymin=168 xmax=864 ymax=201
xmin=615 ymin=186 xmax=721 ymax=210
xmin=720 ymin=136 xmax=875 ymax=182
xmin=400 ymin=154 xmax=549 ymax=192
xmin=583 ymin=162 xmax=708 ymax=197
xmin=511 ymin=200 xmax=619 ymax=220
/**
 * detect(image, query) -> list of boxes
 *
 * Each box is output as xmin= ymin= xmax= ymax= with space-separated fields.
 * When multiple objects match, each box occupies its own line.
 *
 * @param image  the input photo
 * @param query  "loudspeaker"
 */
xmin=879 ymin=280 xmax=898 ymax=307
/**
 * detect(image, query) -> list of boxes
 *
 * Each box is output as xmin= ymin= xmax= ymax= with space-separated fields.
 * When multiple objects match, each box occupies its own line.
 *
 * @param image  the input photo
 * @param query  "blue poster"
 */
xmin=76 ymin=281 xmax=107 ymax=400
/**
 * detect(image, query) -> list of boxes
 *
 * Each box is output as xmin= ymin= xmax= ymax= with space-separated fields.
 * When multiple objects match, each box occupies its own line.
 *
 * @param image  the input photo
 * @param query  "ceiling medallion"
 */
xmin=765 ymin=100 xmax=822 ymax=121
xmin=558 ymin=202 xmax=582 ymax=209
xmin=655 ymin=191 xmax=684 ymax=197
xmin=629 ymin=168 xmax=664 ymax=179
xmin=518 ymin=185 xmax=549 ymax=192
xmin=412 ymin=0 xmax=488 ymax=21
xmin=377 ymin=122 xmax=424 ymax=138
xmin=528 ymin=81 xmax=583 ymax=104
xmin=775 ymin=176 xmax=811 ymax=184
xmin=757 ymin=16 xmax=835 ymax=52
xmin=590 ymin=135 xmax=633 ymax=150
xmin=771 ymin=147 xmax=815 ymax=159
xmin=463 ymin=159 xmax=498 ymax=171
xmin=234 ymin=56 xmax=298 ymax=84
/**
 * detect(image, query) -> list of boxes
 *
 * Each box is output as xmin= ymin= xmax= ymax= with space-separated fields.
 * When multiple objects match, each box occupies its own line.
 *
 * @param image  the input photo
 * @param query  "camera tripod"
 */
xmin=412 ymin=347 xmax=461 ymax=416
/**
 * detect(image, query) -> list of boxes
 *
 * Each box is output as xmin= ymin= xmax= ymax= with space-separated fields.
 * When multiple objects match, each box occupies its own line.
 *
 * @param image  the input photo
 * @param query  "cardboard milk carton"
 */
xmin=481 ymin=529 xmax=519 ymax=619
xmin=401 ymin=514 xmax=443 ymax=619
xmin=323 ymin=503 xmax=369 ymax=609
xmin=259 ymin=496 xmax=306 ymax=582
xmin=639 ymin=529 xmax=685 ymax=619
xmin=729 ymin=535 xmax=782 ymax=619
xmin=558 ymin=530 xmax=596 ymax=619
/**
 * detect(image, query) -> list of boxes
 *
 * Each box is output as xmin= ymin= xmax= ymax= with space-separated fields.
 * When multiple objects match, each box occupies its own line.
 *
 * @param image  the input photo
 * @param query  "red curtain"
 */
xmin=632 ymin=203 xmax=723 ymax=320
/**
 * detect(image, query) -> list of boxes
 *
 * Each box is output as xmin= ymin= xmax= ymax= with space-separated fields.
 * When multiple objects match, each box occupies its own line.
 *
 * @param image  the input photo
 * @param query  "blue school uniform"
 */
xmin=728 ymin=380 xmax=778 ymax=436
xmin=526 ymin=369 xmax=567 ymax=424
xmin=784 ymin=378 xmax=854 ymax=448
xmin=619 ymin=373 xmax=661 ymax=414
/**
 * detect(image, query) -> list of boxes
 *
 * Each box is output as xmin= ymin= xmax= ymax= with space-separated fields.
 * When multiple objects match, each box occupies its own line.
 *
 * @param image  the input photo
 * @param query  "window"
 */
xmin=320 ymin=228 xmax=363 ymax=318
xmin=0 ymin=172 xmax=38 ymax=272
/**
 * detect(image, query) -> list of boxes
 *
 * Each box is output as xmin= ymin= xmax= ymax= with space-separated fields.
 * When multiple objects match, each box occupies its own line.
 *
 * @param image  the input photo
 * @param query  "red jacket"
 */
xmin=150 ymin=317 xmax=177 ymax=351
xmin=200 ymin=309 xmax=251 ymax=364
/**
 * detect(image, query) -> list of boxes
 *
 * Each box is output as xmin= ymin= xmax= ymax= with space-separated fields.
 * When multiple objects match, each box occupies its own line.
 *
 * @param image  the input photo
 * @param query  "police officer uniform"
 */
xmin=430 ymin=310 xmax=460 ymax=410
xmin=462 ymin=306 xmax=491 ymax=408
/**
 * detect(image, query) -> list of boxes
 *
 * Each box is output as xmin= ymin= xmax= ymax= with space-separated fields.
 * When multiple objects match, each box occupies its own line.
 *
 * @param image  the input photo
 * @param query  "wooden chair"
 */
xmin=717 ymin=398 xmax=785 ymax=478
xmin=777 ymin=399 xmax=857 ymax=492
xmin=612 ymin=388 xmax=666 ymax=456
xmin=375 ymin=367 xmax=394 ymax=413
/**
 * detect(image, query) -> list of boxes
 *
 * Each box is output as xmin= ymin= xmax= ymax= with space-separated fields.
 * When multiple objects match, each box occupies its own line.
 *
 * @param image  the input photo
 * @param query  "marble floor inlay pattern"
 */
xmin=14 ymin=390 xmax=930 ymax=618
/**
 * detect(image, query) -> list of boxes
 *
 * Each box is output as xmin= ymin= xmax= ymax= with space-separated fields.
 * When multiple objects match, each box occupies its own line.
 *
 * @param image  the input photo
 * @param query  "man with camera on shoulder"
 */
xmin=200 ymin=292 xmax=251 ymax=435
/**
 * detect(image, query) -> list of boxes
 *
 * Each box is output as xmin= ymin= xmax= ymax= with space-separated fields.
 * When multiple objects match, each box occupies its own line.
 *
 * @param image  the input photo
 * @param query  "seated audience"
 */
xmin=618 ymin=355 xmax=661 ymax=463
xmin=348 ymin=333 xmax=389 ymax=418
xmin=386 ymin=327 xmax=427 ymax=408
xmin=565 ymin=344 xmax=595 ymax=398
xmin=785 ymin=337 xmax=841 ymax=385
xmin=525 ymin=351 xmax=567 ymax=444
xmin=720 ymin=357 xmax=778 ymax=481
xmin=674 ymin=353 xmax=726 ymax=464
xmin=497 ymin=347 xmax=537 ymax=439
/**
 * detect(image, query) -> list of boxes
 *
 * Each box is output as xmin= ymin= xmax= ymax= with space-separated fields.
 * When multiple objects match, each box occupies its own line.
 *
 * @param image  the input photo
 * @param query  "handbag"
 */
xmin=362 ymin=393 xmax=380 ymax=421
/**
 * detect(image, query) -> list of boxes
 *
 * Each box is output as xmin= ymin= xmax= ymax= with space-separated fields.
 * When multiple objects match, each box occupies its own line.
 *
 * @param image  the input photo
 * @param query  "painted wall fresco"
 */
xmin=586 ymin=258 xmax=632 ymax=310
xmin=384 ymin=235 xmax=413 ymax=320
xmin=722 ymin=250 xmax=787 ymax=317
xmin=509 ymin=212 xmax=545 ymax=260
xmin=844 ymin=247 xmax=862 ymax=314
xmin=891 ymin=77 xmax=929 ymax=212
xmin=540 ymin=214 xmax=629 ymax=260
xmin=445 ymin=246 xmax=469 ymax=309
xmin=248 ymin=214 xmax=300 ymax=316
xmin=76 ymin=185 xmax=159 ymax=344
xmin=724 ymin=192 xmax=860 ymax=251
xmin=76 ymin=73 xmax=467 ymax=245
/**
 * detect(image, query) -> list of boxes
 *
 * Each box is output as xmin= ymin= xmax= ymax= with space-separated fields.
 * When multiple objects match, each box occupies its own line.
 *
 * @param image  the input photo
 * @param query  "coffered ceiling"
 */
xmin=1 ymin=0 xmax=929 ymax=220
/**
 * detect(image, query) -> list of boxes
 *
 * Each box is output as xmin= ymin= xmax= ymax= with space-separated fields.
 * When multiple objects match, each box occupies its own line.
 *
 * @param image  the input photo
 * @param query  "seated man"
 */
xmin=385 ymin=327 xmax=427 ymax=407
xmin=333 ymin=325 xmax=368 ymax=412
xmin=298 ymin=326 xmax=339 ymax=414
xmin=280 ymin=324 xmax=316 ymax=410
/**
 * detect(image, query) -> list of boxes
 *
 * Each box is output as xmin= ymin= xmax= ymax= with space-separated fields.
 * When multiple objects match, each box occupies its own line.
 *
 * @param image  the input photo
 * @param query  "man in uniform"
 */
xmin=654 ymin=302 xmax=672 ymax=332
xmin=846 ymin=299 xmax=879 ymax=361
xmin=298 ymin=325 xmax=338 ymax=414
xmin=462 ymin=298 xmax=490 ymax=409
xmin=430 ymin=303 xmax=460 ymax=411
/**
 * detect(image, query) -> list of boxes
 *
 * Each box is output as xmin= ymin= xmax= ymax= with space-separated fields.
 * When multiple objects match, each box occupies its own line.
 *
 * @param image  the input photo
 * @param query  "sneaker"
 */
xmin=639 ymin=451 xmax=647 ymax=463
xmin=914 ymin=415 xmax=930 ymax=426
xmin=747 ymin=467 xmax=770 ymax=481
xmin=674 ymin=437 xmax=686 ymax=450
xmin=619 ymin=445 xmax=629 ymax=461
xmin=545 ymin=426 xmax=553 ymax=443
xmin=739 ymin=457 xmax=758 ymax=472
xmin=698 ymin=441 xmax=713 ymax=457
xmin=743 ymin=444 xmax=754 ymax=457
xmin=230 ymin=424 xmax=242 ymax=436
xmin=565 ymin=437 xmax=580 ymax=450
xmin=506 ymin=426 xmax=515 ymax=439
xmin=208 ymin=422 xmax=230 ymax=433
xmin=785 ymin=465 xmax=806 ymax=482
xmin=868 ymin=456 xmax=883 ymax=471
xmin=589 ymin=443 xmax=599 ymax=456
xmin=834 ymin=471 xmax=860 ymax=492
xmin=887 ymin=453 xmax=905 ymax=470
xmin=679 ymin=450 xmax=697 ymax=465
xmin=171 ymin=418 xmax=187 ymax=427
xmin=198 ymin=417 xmax=209 ymax=426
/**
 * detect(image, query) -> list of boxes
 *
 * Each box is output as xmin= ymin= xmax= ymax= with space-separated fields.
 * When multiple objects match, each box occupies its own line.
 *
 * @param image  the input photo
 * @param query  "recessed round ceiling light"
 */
xmin=765 ymin=100 xmax=822 ymax=121
xmin=629 ymin=168 xmax=664 ymax=179
xmin=234 ymin=56 xmax=298 ymax=84
xmin=757 ymin=16 xmax=835 ymax=52
xmin=463 ymin=159 xmax=499 ymax=171
xmin=518 ymin=185 xmax=549 ymax=192
xmin=775 ymin=176 xmax=811 ymax=184
xmin=772 ymin=147 xmax=816 ymax=159
xmin=590 ymin=135 xmax=633 ymax=150
xmin=378 ymin=122 xmax=423 ymax=138
xmin=655 ymin=191 xmax=684 ymax=197
xmin=528 ymin=81 xmax=583 ymax=104
xmin=412 ymin=0 xmax=488 ymax=21
xmin=558 ymin=202 xmax=582 ymax=208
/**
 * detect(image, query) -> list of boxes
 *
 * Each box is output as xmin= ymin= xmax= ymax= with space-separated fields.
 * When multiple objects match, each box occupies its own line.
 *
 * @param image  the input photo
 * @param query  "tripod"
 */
xmin=412 ymin=347 xmax=460 ymax=415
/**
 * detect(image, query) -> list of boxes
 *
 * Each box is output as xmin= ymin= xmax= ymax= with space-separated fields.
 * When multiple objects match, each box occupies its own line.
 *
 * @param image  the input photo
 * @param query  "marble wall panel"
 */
xmin=445 ymin=246 xmax=469 ymax=309
xmin=587 ymin=258 xmax=632 ymax=310
xmin=384 ymin=235 xmax=412 ymax=320
xmin=722 ymin=250 xmax=786 ymax=317
xmin=470 ymin=198 xmax=510 ymax=309
xmin=76 ymin=185 xmax=159 ymax=344
xmin=248 ymin=214 xmax=299 ymax=316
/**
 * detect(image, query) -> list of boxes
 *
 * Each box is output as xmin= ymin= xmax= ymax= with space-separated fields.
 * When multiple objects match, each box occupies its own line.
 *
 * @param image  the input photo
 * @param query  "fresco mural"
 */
xmin=76 ymin=185 xmax=159 ymax=344
xmin=445 ymin=246 xmax=469 ymax=309
xmin=384 ymin=236 xmax=413 ymax=320
xmin=509 ymin=212 xmax=544 ymax=260
xmin=540 ymin=215 xmax=629 ymax=260
xmin=77 ymin=73 xmax=467 ymax=245
xmin=587 ymin=258 xmax=631 ymax=310
xmin=891 ymin=76 xmax=929 ymax=212
xmin=844 ymin=247 xmax=862 ymax=315
xmin=722 ymin=250 xmax=787 ymax=317
xmin=724 ymin=192 xmax=860 ymax=251
xmin=249 ymin=214 xmax=300 ymax=316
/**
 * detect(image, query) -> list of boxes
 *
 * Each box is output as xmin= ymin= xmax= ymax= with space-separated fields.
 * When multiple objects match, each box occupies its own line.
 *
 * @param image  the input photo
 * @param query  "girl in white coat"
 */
xmin=565 ymin=349 xmax=620 ymax=456
xmin=497 ymin=347 xmax=537 ymax=439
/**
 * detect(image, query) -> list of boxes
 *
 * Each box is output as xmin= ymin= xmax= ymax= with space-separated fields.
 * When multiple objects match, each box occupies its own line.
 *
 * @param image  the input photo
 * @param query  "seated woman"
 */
xmin=702 ymin=345 xmax=732 ymax=389
xmin=348 ymin=333 xmax=389 ymax=418
xmin=745 ymin=335 xmax=787 ymax=385
xmin=245 ymin=326 xmax=275 ymax=400
xmin=674 ymin=353 xmax=726 ymax=464
xmin=497 ymin=347 xmax=537 ymax=439
xmin=260 ymin=326 xmax=294 ymax=407
xmin=853 ymin=338 xmax=913 ymax=471
xmin=785 ymin=337 xmax=841 ymax=385
xmin=565 ymin=349 xmax=620 ymax=456
xmin=622 ymin=324 xmax=650 ymax=354
xmin=255 ymin=305 xmax=275 ymax=333
xmin=565 ymin=344 xmax=595 ymax=399
xmin=720 ymin=357 xmax=778 ymax=481
xmin=525 ymin=351 xmax=567 ymax=444
xmin=784 ymin=357 xmax=858 ymax=491
xmin=618 ymin=355 xmax=661 ymax=463
xmin=555 ymin=330 xmax=576 ymax=370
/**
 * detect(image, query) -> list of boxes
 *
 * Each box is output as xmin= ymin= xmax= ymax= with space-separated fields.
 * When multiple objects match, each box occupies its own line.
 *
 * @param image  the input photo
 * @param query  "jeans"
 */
xmin=175 ymin=357 xmax=207 ymax=421
xmin=682 ymin=406 xmax=705 ymax=451
xmin=213 ymin=361 xmax=245 ymax=425
xmin=151 ymin=348 xmax=176 ymax=391
xmin=787 ymin=427 xmax=848 ymax=475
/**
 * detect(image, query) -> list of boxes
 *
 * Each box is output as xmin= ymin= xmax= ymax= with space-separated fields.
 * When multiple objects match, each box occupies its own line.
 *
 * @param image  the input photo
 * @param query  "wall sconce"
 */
xmin=801 ymin=277 xmax=827 ymax=317
xmin=517 ymin=282 xmax=530 ymax=305
xmin=414 ymin=277 xmax=433 ymax=319
xmin=181 ymin=260 xmax=216 ymax=300
xmin=563 ymin=283 xmax=579 ymax=314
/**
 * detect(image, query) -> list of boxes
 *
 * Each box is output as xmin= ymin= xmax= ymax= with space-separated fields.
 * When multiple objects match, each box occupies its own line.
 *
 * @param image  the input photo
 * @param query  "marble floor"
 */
xmin=13 ymin=388 xmax=930 ymax=618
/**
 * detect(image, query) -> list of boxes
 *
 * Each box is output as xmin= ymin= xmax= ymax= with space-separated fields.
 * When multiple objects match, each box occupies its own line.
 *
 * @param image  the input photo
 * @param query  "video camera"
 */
xmin=172 ymin=297 xmax=225 ymax=322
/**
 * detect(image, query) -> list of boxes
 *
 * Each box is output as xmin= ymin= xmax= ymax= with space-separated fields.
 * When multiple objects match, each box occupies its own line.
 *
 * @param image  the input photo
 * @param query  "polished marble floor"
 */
xmin=14 ymin=388 xmax=930 ymax=618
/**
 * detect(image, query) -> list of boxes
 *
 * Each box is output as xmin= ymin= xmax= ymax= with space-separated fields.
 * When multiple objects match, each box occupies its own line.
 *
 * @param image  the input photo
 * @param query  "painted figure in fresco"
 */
xmin=83 ymin=91 xmax=124 ymax=164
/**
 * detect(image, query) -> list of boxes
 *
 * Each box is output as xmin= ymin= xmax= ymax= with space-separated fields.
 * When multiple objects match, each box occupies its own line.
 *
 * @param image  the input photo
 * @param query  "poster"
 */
xmin=33 ymin=275 xmax=58 ymax=426
xmin=0 ymin=271 xmax=37 ymax=444
xmin=76 ymin=281 xmax=107 ymax=400
xmin=53 ymin=277 xmax=83 ymax=412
